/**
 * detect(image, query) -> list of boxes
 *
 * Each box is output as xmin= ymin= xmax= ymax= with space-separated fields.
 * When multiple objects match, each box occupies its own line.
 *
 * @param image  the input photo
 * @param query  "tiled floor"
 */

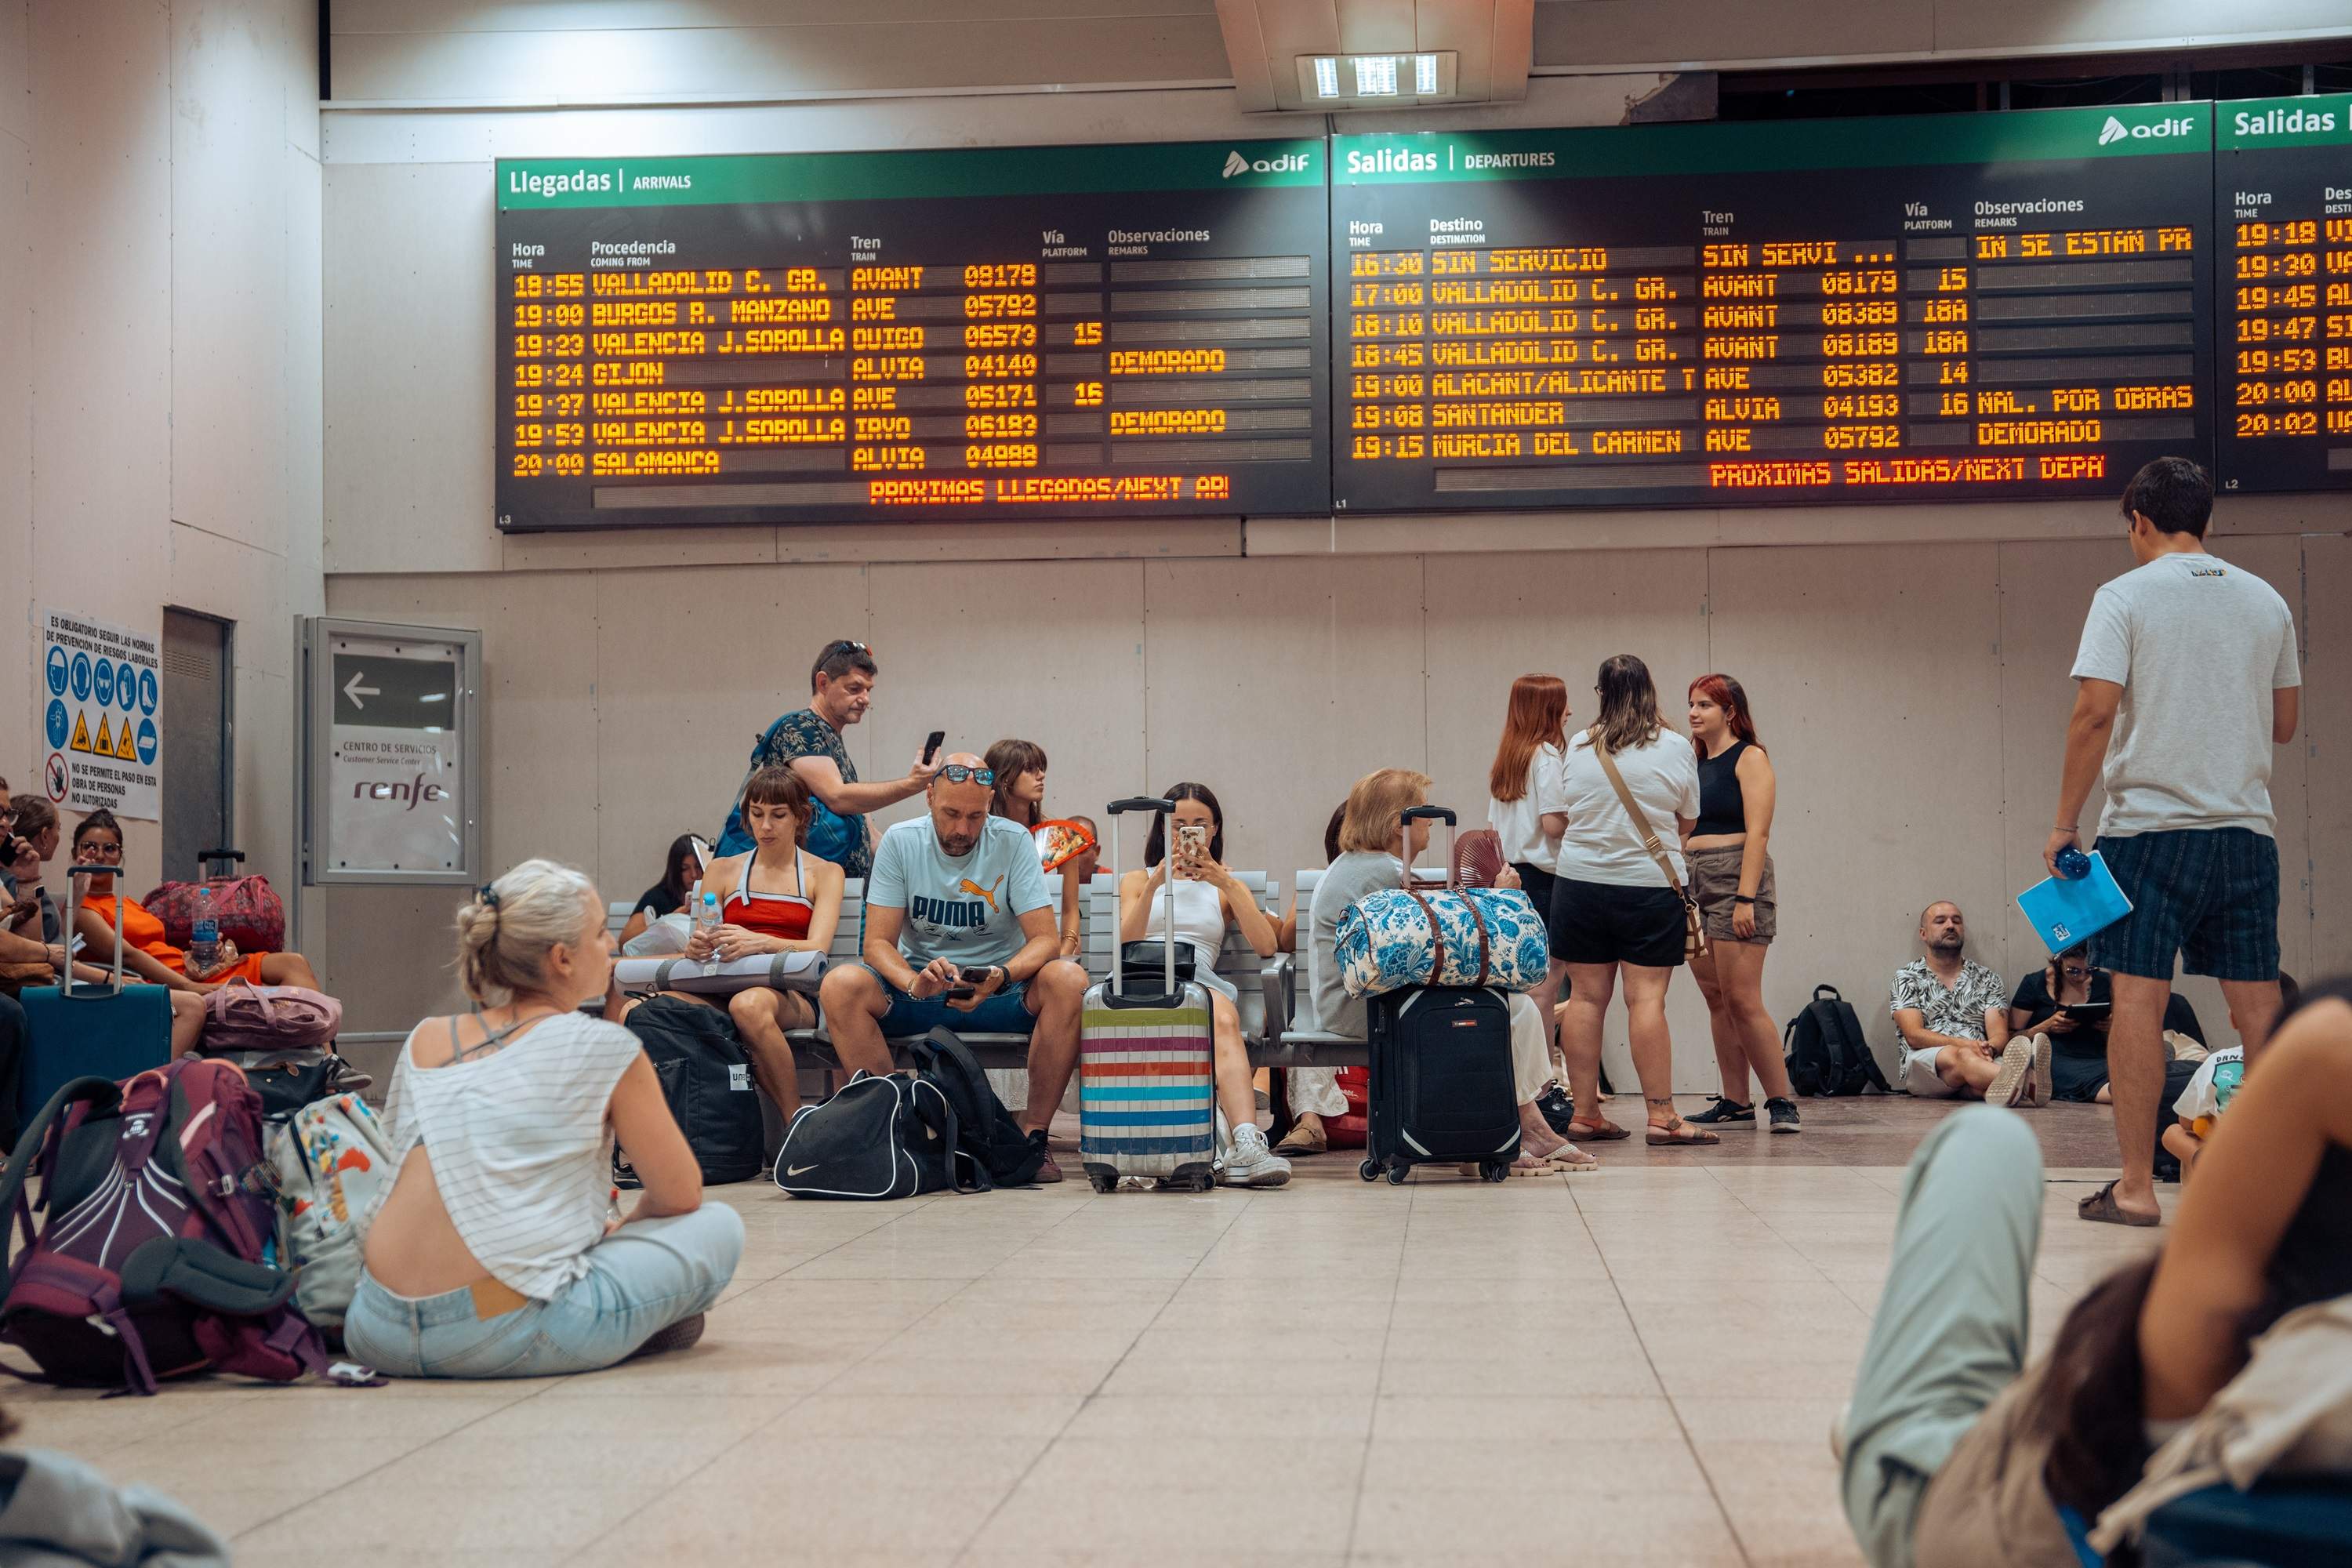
xmin=5 ymin=1096 xmax=2167 ymax=1568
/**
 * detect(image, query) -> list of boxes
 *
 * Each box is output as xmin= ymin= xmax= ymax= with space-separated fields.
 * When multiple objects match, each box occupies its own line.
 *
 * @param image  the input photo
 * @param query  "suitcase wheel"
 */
xmin=1087 ymin=1170 xmax=1119 ymax=1194
xmin=1383 ymin=1162 xmax=1409 ymax=1185
xmin=1479 ymin=1160 xmax=1511 ymax=1183
xmin=1358 ymin=1159 xmax=1380 ymax=1183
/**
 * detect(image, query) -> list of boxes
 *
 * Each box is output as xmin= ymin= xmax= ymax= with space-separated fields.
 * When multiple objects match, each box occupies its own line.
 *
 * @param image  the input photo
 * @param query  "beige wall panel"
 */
xmin=2300 ymin=535 xmax=2351 ymax=981
xmin=1705 ymin=541 xmax=2006 ymax=1058
xmin=29 ymin=0 xmax=172 ymax=633
xmin=230 ymin=663 xmax=296 ymax=898
xmin=329 ymin=18 xmax=1232 ymax=102
xmin=1936 ymin=1 xmax=2352 ymax=57
xmin=591 ymin=562 xmax=870 ymax=893
xmin=1531 ymin=0 xmax=1935 ymax=69
xmin=282 ymin=0 xmax=318 ymax=161
xmin=170 ymin=0 xmax=289 ymax=554
xmin=2217 ymin=534 xmax=2315 ymax=993
xmin=862 ymin=559 xmax=1146 ymax=844
xmin=0 ymin=0 xmax=26 ymax=147
xmin=316 ymin=883 xmax=474 ymax=1036
xmin=165 ymin=524 xmax=290 ymax=677
xmin=1 ymin=127 xmax=27 ymax=710
xmin=283 ymin=139 xmax=325 ymax=611
xmin=1142 ymin=555 xmax=1425 ymax=885
xmin=503 ymin=528 xmax=781 ymax=574
xmin=323 ymin=161 xmax=499 ymax=575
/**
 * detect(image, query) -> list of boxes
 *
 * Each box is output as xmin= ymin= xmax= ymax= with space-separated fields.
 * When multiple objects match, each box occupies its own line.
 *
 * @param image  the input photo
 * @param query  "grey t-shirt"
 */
xmin=1307 ymin=851 xmax=1403 ymax=1042
xmin=867 ymin=814 xmax=1054 ymax=971
xmin=2071 ymin=551 xmax=2299 ymax=837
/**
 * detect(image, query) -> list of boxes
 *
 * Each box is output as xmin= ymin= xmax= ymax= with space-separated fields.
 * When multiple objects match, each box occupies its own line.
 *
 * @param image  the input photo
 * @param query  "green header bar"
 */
xmin=1334 ymin=103 xmax=2215 ymax=184
xmin=2217 ymin=93 xmax=2352 ymax=151
xmin=496 ymin=139 xmax=1323 ymax=210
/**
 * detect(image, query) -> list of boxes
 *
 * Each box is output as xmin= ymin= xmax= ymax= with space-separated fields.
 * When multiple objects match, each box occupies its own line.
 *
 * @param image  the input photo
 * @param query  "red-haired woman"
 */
xmin=1684 ymin=674 xmax=1799 ymax=1133
xmin=1486 ymin=673 xmax=1576 ymax=1127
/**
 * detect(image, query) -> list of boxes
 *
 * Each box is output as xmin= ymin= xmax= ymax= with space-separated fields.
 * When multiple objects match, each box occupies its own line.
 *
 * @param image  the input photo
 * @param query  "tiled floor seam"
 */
xmin=528 ymin=1186 xmax=1103 ymax=1564
xmin=943 ymin=1182 xmax=1268 ymax=1565
xmin=1576 ymin=1170 xmax=1757 ymax=1568
xmin=1340 ymin=1177 xmax=1414 ymax=1561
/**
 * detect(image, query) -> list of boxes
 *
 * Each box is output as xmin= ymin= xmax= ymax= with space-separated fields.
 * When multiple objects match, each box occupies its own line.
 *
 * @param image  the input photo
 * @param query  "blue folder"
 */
xmin=2016 ymin=851 xmax=2133 ymax=955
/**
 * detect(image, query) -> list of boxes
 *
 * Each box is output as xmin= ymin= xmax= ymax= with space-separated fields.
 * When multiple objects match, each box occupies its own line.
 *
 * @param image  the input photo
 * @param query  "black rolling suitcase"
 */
xmin=1356 ymin=806 xmax=1523 ymax=1185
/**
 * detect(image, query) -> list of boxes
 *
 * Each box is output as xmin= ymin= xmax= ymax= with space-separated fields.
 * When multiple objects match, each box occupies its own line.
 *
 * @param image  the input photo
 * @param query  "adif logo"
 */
xmin=1222 ymin=149 xmax=1310 ymax=178
xmin=2099 ymin=114 xmax=2196 ymax=147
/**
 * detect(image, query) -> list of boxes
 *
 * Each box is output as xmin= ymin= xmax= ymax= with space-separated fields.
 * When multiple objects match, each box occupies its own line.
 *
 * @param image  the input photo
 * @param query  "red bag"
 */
xmin=143 ymin=870 xmax=285 ymax=953
xmin=1326 ymin=1066 xmax=1370 ymax=1149
xmin=201 ymin=979 xmax=341 ymax=1052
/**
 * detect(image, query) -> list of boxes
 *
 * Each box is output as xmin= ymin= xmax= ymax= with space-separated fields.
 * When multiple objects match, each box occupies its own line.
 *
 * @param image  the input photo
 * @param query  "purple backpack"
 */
xmin=0 ymin=1059 xmax=374 ymax=1396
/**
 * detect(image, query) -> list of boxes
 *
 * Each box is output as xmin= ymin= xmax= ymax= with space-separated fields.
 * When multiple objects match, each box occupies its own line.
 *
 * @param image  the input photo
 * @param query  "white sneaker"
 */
xmin=1220 ymin=1125 xmax=1292 ymax=1189
xmin=1990 ymin=1037 xmax=2034 ymax=1107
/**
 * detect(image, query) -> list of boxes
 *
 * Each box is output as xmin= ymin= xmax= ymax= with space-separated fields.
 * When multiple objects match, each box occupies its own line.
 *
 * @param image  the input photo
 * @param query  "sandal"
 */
xmin=1646 ymin=1117 xmax=1721 ymax=1147
xmin=1566 ymin=1117 xmax=1632 ymax=1142
xmin=1525 ymin=1140 xmax=1598 ymax=1173
xmin=2078 ymin=1181 xmax=2160 ymax=1228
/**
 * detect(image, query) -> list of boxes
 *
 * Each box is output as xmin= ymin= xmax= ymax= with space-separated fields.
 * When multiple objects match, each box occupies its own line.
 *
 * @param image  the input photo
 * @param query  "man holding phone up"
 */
xmin=818 ymin=754 xmax=1091 ymax=1180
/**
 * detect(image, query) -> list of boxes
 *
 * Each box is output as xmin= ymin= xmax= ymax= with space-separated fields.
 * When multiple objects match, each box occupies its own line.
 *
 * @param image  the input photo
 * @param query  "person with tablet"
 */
xmin=2009 ymin=946 xmax=2212 ymax=1105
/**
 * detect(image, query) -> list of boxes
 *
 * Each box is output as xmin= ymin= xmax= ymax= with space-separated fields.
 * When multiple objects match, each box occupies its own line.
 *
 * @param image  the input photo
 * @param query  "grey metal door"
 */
xmin=161 ymin=609 xmax=233 ymax=878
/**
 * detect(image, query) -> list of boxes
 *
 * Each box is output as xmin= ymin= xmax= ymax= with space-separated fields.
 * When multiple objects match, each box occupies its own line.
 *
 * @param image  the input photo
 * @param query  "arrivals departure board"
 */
xmin=1330 ymin=105 xmax=2215 ymax=511
xmin=492 ymin=141 xmax=1330 ymax=530
xmin=2216 ymin=94 xmax=2352 ymax=493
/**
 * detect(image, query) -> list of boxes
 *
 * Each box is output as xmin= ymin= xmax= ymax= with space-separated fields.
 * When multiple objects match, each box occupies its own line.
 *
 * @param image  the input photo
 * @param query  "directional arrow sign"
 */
xmin=332 ymin=653 xmax=457 ymax=730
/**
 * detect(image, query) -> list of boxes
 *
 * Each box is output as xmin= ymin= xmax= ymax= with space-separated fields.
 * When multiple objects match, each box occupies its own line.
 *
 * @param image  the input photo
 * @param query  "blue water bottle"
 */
xmin=2054 ymin=844 xmax=2092 ymax=880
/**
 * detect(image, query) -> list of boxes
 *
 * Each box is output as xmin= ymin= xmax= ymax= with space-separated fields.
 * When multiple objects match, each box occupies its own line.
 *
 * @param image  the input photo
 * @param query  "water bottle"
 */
xmin=2054 ymin=844 xmax=2092 ymax=880
xmin=697 ymin=889 xmax=723 ymax=967
xmin=191 ymin=886 xmax=220 ymax=973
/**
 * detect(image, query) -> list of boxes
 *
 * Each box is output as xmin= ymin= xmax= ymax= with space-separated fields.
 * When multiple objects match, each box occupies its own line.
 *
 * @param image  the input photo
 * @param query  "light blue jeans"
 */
xmin=343 ymin=1205 xmax=745 ymax=1379
xmin=1841 ymin=1106 xmax=2042 ymax=1568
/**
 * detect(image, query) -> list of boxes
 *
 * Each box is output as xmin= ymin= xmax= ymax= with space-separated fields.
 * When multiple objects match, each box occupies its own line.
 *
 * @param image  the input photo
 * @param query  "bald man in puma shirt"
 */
xmin=815 ymin=753 xmax=1090 ymax=1179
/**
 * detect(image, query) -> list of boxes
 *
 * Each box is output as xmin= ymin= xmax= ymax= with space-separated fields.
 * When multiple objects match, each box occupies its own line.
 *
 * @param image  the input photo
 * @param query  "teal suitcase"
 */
xmin=14 ymin=877 xmax=172 ymax=1126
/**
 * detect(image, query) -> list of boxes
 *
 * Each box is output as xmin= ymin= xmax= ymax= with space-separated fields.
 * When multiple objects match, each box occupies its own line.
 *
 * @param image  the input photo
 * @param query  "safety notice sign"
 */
xmin=40 ymin=607 xmax=162 ymax=821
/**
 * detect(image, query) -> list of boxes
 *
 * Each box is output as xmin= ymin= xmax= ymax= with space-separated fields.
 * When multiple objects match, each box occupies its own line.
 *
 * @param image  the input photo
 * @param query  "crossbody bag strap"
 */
xmin=1590 ymin=732 xmax=1690 ymax=899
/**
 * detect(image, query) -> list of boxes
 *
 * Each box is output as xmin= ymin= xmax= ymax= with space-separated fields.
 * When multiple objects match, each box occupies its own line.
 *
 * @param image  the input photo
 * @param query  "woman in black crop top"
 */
xmin=1682 ymin=674 xmax=1800 ymax=1133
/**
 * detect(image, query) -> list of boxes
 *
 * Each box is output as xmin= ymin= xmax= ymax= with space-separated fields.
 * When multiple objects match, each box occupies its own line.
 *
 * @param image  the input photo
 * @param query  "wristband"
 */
xmin=1732 ymin=895 xmax=1756 ymax=905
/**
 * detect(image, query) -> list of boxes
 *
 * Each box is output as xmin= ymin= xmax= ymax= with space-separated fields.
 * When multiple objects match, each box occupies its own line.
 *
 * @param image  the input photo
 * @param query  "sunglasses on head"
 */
xmin=829 ymin=639 xmax=869 ymax=655
xmin=935 ymin=764 xmax=994 ymax=786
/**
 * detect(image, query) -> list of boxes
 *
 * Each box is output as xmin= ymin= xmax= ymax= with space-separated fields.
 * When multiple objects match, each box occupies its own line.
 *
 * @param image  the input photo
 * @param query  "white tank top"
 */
xmin=1144 ymin=874 xmax=1227 ymax=971
xmin=379 ymin=1010 xmax=642 ymax=1301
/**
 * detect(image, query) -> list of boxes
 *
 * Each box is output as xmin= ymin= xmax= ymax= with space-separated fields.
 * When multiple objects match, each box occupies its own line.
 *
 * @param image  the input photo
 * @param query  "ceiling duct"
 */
xmin=1217 ymin=1 xmax=1534 ymax=112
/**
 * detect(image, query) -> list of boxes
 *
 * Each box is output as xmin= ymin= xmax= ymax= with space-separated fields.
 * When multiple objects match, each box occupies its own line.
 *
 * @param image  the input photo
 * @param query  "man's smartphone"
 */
xmin=922 ymin=730 xmax=945 ymax=765
xmin=957 ymin=965 xmax=994 ymax=983
xmin=944 ymin=984 xmax=977 ymax=1001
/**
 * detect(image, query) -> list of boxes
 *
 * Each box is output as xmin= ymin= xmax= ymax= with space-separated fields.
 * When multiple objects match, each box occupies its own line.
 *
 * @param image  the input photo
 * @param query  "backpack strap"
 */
xmin=0 ymin=1076 xmax=122 ymax=1299
xmin=908 ymin=1082 xmax=982 ymax=1195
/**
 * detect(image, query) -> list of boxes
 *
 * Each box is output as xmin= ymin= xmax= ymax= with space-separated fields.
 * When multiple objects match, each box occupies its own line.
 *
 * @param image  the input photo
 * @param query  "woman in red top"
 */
xmin=71 ymin=811 xmax=321 ymax=992
xmin=677 ymin=767 xmax=843 ymax=1118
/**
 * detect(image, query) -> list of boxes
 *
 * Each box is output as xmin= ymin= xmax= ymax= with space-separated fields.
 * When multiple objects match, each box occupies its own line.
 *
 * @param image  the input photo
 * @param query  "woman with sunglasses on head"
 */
xmin=1117 ymin=782 xmax=1291 ymax=1188
xmin=69 ymin=810 xmax=323 ymax=993
xmin=670 ymin=767 xmax=842 ymax=1120
xmin=1682 ymin=673 xmax=1801 ymax=1134
xmin=986 ymin=739 xmax=1099 ymax=960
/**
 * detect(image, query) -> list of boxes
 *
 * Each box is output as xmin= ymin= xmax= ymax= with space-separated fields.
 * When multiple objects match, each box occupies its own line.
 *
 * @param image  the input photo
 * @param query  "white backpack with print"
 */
xmin=267 ymin=1093 xmax=397 ymax=1330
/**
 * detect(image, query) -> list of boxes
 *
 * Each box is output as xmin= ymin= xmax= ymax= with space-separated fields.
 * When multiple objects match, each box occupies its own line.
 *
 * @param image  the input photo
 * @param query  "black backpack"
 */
xmin=909 ymin=1028 xmax=1047 ymax=1189
xmin=622 ymin=996 xmax=766 ymax=1185
xmin=773 ymin=1072 xmax=978 ymax=1200
xmin=1783 ymin=985 xmax=1889 ymax=1097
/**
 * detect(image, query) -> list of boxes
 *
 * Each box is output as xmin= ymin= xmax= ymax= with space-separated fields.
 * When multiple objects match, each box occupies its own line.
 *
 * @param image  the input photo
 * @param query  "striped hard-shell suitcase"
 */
xmin=1078 ymin=798 xmax=1218 ymax=1193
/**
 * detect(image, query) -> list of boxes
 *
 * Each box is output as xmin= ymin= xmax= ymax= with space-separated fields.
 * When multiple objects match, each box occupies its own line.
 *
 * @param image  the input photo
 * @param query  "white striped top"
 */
xmin=380 ymin=1010 xmax=642 ymax=1301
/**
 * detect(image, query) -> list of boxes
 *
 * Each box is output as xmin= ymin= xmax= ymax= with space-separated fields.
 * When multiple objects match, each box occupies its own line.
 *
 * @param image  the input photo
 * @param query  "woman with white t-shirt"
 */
xmin=1486 ymin=673 xmax=1576 ymax=1114
xmin=1538 ymin=655 xmax=1716 ymax=1146
xmin=347 ymin=858 xmax=744 ymax=1378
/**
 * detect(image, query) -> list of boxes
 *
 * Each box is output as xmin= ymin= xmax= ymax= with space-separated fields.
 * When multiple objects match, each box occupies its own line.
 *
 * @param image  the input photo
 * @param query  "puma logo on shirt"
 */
xmin=959 ymin=876 xmax=1003 ymax=912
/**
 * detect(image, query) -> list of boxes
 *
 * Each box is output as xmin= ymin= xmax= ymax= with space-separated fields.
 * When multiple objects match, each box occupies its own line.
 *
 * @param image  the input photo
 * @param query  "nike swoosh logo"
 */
xmin=785 ymin=1163 xmax=819 ymax=1177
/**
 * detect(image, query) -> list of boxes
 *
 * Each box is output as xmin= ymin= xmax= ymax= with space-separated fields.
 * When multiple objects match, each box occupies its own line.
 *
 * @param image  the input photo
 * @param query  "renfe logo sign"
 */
xmin=2099 ymin=114 xmax=2198 ymax=147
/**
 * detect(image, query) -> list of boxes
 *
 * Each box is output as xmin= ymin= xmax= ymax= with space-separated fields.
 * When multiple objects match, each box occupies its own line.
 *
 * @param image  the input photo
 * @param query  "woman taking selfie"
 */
xmin=347 ymin=858 xmax=740 ymax=1378
xmin=1682 ymin=673 xmax=1801 ymax=1133
xmin=1118 ymin=783 xmax=1290 ymax=1188
xmin=679 ymin=767 xmax=843 ymax=1118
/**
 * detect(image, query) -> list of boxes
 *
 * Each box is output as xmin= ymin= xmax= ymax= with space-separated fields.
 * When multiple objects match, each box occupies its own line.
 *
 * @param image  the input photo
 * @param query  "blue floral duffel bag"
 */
xmin=1336 ymin=885 xmax=1549 ymax=997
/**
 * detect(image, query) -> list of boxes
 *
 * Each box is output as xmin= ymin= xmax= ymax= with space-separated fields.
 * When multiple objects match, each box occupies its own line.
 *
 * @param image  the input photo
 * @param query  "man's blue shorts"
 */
xmin=2089 ymin=828 xmax=2279 ymax=983
xmin=871 ymin=970 xmax=1036 ymax=1038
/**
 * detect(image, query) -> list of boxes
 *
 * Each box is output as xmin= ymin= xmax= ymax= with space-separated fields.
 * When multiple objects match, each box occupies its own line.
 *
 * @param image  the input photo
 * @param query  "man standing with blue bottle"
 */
xmin=2044 ymin=457 xmax=2302 ymax=1228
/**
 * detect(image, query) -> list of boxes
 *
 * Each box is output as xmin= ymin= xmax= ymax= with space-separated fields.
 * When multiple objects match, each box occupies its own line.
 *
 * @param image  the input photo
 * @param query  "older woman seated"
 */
xmin=345 ymin=858 xmax=742 ymax=1378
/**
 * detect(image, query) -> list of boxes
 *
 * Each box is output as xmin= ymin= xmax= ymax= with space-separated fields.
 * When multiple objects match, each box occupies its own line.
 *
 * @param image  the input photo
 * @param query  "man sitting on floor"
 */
xmin=1889 ymin=901 xmax=2035 ymax=1105
xmin=816 ymin=753 xmax=1089 ymax=1181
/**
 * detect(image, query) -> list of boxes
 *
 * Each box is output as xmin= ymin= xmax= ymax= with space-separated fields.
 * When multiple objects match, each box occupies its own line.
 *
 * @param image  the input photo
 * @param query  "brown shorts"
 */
xmin=1687 ymin=845 xmax=1775 ymax=944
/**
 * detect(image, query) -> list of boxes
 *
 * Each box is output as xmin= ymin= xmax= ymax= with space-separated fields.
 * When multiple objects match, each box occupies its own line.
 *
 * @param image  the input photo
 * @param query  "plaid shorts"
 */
xmin=2089 ymin=828 xmax=2280 ymax=982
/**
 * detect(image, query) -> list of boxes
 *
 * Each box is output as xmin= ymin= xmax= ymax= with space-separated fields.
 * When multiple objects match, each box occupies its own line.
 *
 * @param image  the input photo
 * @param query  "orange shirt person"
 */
xmin=69 ymin=810 xmax=322 ymax=993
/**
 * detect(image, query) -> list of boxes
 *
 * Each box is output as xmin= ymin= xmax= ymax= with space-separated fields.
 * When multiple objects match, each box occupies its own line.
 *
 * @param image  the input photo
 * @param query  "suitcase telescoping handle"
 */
xmin=1105 ymin=797 xmax=1178 ymax=999
xmin=1399 ymin=805 xmax=1459 ymax=891
xmin=197 ymin=848 xmax=246 ymax=871
xmin=58 ymin=866 xmax=128 ymax=999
